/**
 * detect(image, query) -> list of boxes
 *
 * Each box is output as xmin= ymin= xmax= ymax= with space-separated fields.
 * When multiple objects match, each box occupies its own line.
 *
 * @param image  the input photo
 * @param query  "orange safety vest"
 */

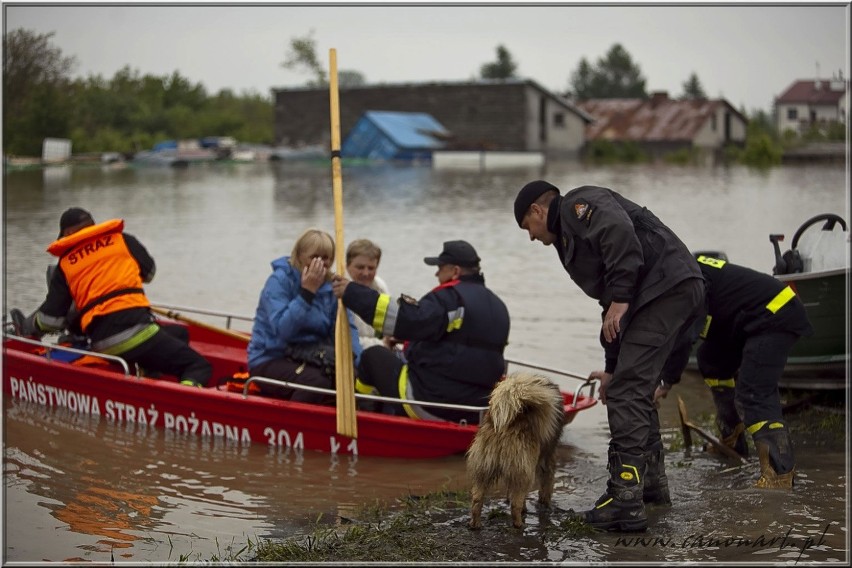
xmin=47 ymin=218 xmax=150 ymax=332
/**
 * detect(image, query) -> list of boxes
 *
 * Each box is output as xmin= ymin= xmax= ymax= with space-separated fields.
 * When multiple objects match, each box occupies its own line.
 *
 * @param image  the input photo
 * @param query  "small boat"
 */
xmin=131 ymin=149 xmax=189 ymax=168
xmin=2 ymin=305 xmax=597 ymax=459
xmin=769 ymin=213 xmax=848 ymax=389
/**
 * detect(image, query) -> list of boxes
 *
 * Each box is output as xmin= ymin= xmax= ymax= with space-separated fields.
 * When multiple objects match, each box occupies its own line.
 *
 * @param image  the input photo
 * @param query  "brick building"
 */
xmin=273 ymin=79 xmax=592 ymax=157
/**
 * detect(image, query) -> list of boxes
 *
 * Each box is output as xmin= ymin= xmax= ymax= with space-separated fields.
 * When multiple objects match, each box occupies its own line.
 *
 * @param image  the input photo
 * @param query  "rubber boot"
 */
xmin=643 ymin=440 xmax=671 ymax=506
xmin=571 ymin=450 xmax=647 ymax=532
xmin=705 ymin=386 xmax=748 ymax=458
xmin=9 ymin=309 xmax=42 ymax=338
xmin=751 ymin=421 xmax=795 ymax=489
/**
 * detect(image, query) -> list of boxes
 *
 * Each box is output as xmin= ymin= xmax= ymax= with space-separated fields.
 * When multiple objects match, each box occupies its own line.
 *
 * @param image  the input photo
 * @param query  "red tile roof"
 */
xmin=775 ymin=80 xmax=847 ymax=105
xmin=578 ymin=94 xmax=744 ymax=142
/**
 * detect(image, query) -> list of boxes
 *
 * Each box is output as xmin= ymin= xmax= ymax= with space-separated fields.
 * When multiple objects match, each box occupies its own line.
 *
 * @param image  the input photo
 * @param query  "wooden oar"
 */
xmin=329 ymin=48 xmax=357 ymax=439
xmin=150 ymin=306 xmax=250 ymax=342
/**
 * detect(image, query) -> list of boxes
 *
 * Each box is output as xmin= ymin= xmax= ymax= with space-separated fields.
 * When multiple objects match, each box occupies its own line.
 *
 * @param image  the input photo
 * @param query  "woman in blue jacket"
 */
xmin=248 ymin=228 xmax=362 ymax=405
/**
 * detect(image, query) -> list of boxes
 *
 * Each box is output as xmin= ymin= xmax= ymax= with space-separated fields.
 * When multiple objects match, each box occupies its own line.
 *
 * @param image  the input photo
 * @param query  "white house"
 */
xmin=775 ymin=76 xmax=848 ymax=135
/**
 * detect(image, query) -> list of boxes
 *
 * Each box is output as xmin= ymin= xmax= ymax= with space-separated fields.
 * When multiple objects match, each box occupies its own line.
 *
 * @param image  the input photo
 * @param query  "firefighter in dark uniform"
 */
xmin=331 ymin=240 xmax=510 ymax=425
xmin=514 ymin=180 xmax=704 ymax=532
xmin=655 ymin=255 xmax=813 ymax=489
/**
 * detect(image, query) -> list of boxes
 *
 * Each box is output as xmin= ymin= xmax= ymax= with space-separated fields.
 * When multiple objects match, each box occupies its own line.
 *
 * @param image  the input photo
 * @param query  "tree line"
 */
xmin=3 ymin=29 xmax=840 ymax=162
xmin=3 ymin=29 xmax=275 ymax=156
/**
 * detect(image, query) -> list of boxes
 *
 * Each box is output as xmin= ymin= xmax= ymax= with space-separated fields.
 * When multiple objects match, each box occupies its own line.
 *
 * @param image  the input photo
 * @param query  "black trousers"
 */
xmin=249 ymin=358 xmax=336 ymax=406
xmin=120 ymin=324 xmax=212 ymax=385
xmin=698 ymin=330 xmax=799 ymax=428
xmin=357 ymin=345 xmax=407 ymax=416
xmin=607 ymin=277 xmax=705 ymax=456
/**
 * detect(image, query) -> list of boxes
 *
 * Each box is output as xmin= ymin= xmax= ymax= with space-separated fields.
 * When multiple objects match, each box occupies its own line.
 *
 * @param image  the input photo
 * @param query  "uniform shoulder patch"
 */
xmin=400 ymin=294 xmax=419 ymax=306
xmin=573 ymin=199 xmax=594 ymax=225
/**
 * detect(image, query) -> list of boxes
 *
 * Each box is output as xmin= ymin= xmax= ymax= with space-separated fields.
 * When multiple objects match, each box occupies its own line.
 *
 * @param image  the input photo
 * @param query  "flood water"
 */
xmin=2 ymin=159 xmax=849 ymax=563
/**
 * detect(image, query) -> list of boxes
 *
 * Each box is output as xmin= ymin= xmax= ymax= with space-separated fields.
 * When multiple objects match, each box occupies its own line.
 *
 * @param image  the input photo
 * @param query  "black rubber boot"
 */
xmin=643 ymin=440 xmax=671 ymax=506
xmin=706 ymin=386 xmax=748 ymax=458
xmin=9 ymin=309 xmax=42 ymax=338
xmin=571 ymin=450 xmax=648 ymax=532
xmin=752 ymin=421 xmax=795 ymax=489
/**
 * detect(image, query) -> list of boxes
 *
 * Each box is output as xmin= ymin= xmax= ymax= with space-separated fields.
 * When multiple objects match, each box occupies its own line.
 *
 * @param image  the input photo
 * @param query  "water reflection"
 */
xmin=3 ymin=160 xmax=848 ymax=562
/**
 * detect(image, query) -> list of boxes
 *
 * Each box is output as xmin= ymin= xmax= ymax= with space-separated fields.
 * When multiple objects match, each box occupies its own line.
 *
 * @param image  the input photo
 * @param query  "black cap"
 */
xmin=514 ymin=180 xmax=559 ymax=226
xmin=423 ymin=240 xmax=481 ymax=267
xmin=58 ymin=207 xmax=94 ymax=238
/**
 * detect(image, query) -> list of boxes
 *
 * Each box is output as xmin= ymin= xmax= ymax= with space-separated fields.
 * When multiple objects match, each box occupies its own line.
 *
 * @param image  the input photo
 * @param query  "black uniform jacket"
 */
xmin=341 ymin=273 xmax=510 ymax=419
xmin=660 ymin=257 xmax=813 ymax=386
xmin=547 ymin=185 xmax=703 ymax=369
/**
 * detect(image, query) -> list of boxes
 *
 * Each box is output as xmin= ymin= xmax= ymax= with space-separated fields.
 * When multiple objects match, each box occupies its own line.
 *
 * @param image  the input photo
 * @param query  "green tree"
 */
xmin=3 ymin=28 xmax=77 ymax=155
xmin=281 ymin=31 xmax=366 ymax=87
xmin=568 ymin=43 xmax=647 ymax=100
xmin=680 ymin=72 xmax=707 ymax=100
xmin=480 ymin=45 xmax=518 ymax=79
xmin=338 ymin=70 xmax=366 ymax=87
xmin=567 ymin=57 xmax=594 ymax=99
xmin=282 ymin=31 xmax=327 ymax=87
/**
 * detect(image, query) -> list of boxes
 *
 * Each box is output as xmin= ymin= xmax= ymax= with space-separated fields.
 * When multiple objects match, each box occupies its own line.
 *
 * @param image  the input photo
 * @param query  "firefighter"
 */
xmin=514 ymin=180 xmax=705 ymax=532
xmin=331 ymin=240 xmax=510 ymax=425
xmin=655 ymin=255 xmax=813 ymax=489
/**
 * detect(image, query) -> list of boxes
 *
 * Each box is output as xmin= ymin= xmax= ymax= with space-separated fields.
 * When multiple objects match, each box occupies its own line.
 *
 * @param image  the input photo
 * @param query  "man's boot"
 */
xmin=572 ymin=450 xmax=647 ymax=532
xmin=751 ymin=421 xmax=795 ymax=489
xmin=705 ymin=384 xmax=748 ymax=458
xmin=9 ymin=309 xmax=42 ymax=339
xmin=643 ymin=440 xmax=671 ymax=505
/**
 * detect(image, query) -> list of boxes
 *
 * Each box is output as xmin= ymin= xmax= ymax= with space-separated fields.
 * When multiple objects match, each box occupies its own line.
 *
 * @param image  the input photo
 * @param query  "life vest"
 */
xmin=47 ymin=219 xmax=150 ymax=332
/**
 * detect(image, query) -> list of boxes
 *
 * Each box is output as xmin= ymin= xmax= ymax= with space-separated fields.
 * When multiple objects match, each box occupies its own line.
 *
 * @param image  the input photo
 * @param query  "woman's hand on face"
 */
xmin=301 ymin=257 xmax=327 ymax=293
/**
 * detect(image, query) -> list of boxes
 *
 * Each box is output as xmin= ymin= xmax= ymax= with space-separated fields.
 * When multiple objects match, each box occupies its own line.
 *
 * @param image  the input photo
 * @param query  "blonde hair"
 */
xmin=290 ymin=228 xmax=335 ymax=278
xmin=346 ymin=238 xmax=382 ymax=265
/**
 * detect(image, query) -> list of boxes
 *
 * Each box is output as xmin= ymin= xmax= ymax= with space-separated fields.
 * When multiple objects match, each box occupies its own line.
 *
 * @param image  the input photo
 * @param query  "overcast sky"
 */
xmin=4 ymin=2 xmax=849 ymax=113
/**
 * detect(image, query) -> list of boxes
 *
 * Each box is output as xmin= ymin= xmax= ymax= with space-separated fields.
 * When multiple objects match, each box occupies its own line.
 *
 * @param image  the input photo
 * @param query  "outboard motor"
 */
xmin=769 ymin=234 xmax=803 ymax=276
xmin=772 ymin=214 xmax=847 ymax=275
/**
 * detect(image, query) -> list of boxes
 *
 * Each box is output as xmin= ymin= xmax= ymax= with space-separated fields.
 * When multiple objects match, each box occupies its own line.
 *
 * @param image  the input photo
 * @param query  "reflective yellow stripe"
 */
xmin=355 ymin=379 xmax=375 ymax=395
xmin=697 ymin=255 xmax=726 ymax=268
xmin=699 ymin=315 xmax=712 ymax=339
xmin=766 ymin=286 xmax=795 ymax=314
xmin=372 ymin=294 xmax=390 ymax=330
xmin=625 ymin=464 xmax=640 ymax=484
xmin=100 ymin=323 xmax=159 ymax=355
xmin=398 ymin=365 xmax=420 ymax=419
xmin=748 ymin=420 xmax=786 ymax=435
xmin=595 ymin=497 xmax=613 ymax=509
xmin=704 ymin=377 xmax=736 ymax=388
xmin=446 ymin=317 xmax=462 ymax=332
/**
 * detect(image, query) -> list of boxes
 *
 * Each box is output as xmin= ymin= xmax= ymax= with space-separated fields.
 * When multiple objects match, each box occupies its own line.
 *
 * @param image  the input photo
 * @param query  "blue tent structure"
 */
xmin=341 ymin=111 xmax=450 ymax=160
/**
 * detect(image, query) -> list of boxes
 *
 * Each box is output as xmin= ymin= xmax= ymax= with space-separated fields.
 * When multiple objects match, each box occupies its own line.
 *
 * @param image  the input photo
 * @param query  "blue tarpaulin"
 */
xmin=341 ymin=111 xmax=449 ymax=160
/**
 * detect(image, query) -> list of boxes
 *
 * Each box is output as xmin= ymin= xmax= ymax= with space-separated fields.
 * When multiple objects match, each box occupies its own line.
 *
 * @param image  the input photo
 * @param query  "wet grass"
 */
xmin=243 ymin=488 xmax=594 ymax=562
xmin=200 ymin=390 xmax=845 ymax=563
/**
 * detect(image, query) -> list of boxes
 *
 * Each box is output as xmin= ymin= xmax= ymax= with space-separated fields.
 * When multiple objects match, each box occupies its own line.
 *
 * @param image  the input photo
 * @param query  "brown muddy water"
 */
xmin=2 ymin=160 xmax=849 ymax=563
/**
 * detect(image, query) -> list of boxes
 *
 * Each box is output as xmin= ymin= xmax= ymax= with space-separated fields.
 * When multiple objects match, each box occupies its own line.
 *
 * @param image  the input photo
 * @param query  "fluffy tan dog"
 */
xmin=467 ymin=371 xmax=565 ymax=529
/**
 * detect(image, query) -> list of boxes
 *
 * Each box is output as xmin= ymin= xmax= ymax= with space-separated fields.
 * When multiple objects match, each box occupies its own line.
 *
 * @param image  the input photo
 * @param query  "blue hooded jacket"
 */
xmin=247 ymin=256 xmax=362 ymax=369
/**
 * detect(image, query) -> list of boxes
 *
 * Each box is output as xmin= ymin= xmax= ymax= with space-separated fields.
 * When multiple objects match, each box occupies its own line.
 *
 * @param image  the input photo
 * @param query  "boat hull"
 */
xmin=775 ymin=268 xmax=848 ymax=389
xmin=2 ymin=320 xmax=597 ymax=458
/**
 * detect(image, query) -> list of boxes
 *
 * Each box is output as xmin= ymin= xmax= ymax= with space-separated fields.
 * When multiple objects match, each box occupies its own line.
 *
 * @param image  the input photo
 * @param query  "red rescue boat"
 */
xmin=2 ymin=304 xmax=597 ymax=459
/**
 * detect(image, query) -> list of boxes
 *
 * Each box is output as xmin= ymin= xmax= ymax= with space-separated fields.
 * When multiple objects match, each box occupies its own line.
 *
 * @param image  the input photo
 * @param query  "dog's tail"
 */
xmin=488 ymin=371 xmax=565 ymax=434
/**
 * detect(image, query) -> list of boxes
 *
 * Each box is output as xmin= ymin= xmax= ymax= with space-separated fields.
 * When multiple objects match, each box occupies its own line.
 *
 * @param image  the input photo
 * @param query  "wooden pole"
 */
xmin=150 ymin=306 xmax=250 ymax=342
xmin=329 ymin=48 xmax=358 ymax=439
